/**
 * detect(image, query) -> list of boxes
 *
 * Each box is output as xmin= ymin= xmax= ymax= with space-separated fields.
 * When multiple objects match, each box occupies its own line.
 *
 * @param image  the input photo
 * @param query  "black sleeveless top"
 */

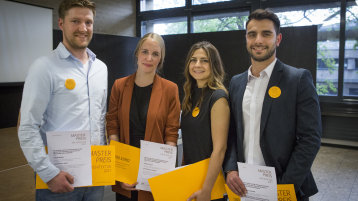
xmin=181 ymin=87 xmax=228 ymax=164
xmin=129 ymin=83 xmax=152 ymax=148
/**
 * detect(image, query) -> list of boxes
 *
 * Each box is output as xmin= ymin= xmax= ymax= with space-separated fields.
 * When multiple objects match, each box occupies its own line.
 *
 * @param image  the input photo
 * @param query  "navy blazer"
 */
xmin=223 ymin=59 xmax=322 ymax=198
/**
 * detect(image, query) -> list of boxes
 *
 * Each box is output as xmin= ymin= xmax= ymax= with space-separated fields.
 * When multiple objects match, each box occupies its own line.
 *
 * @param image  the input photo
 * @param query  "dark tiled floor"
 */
xmin=1 ymin=127 xmax=357 ymax=201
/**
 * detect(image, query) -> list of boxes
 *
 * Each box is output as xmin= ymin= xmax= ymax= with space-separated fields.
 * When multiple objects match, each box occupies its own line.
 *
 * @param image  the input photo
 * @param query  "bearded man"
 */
xmin=223 ymin=9 xmax=322 ymax=201
xmin=18 ymin=0 xmax=107 ymax=200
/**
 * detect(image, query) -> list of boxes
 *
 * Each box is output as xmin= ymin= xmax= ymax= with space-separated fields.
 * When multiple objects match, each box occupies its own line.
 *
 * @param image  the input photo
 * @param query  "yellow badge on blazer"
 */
xmin=192 ymin=107 xmax=200 ymax=117
xmin=65 ymin=79 xmax=76 ymax=90
xmin=268 ymin=86 xmax=281 ymax=98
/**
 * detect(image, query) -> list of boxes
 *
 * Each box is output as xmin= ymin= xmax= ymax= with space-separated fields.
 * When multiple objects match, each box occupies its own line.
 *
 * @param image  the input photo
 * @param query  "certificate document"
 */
xmin=238 ymin=162 xmax=277 ymax=201
xmin=46 ymin=130 xmax=92 ymax=187
xmin=136 ymin=140 xmax=177 ymax=191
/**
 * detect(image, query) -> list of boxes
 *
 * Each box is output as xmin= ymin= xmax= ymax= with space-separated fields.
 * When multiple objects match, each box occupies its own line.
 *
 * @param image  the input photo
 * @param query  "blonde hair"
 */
xmin=182 ymin=41 xmax=227 ymax=114
xmin=134 ymin=33 xmax=166 ymax=71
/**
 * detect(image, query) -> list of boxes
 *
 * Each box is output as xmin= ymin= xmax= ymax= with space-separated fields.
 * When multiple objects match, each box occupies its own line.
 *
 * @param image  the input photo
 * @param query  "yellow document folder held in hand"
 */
xmin=148 ymin=158 xmax=226 ymax=201
xmin=225 ymin=184 xmax=297 ymax=201
xmin=277 ymin=184 xmax=297 ymax=201
xmin=110 ymin=140 xmax=140 ymax=184
xmin=36 ymin=145 xmax=116 ymax=189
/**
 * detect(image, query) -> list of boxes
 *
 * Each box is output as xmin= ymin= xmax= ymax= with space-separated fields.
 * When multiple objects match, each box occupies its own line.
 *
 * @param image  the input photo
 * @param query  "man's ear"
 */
xmin=276 ymin=33 xmax=282 ymax=47
xmin=58 ymin=18 xmax=64 ymax=31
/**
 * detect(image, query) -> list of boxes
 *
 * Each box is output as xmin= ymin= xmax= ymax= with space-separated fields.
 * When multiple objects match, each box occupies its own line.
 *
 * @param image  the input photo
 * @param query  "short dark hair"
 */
xmin=246 ymin=9 xmax=280 ymax=34
xmin=58 ymin=0 xmax=96 ymax=19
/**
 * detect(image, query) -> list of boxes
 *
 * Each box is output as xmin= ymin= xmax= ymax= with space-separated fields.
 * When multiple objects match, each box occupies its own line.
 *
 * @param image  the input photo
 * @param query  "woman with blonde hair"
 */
xmin=106 ymin=33 xmax=181 ymax=201
xmin=181 ymin=41 xmax=230 ymax=201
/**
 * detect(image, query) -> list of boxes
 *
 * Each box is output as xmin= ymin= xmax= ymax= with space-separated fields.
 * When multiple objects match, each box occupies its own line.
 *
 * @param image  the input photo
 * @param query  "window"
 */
xmin=272 ymin=3 xmax=341 ymax=96
xmin=343 ymin=2 xmax=358 ymax=96
xmin=193 ymin=12 xmax=248 ymax=33
xmin=140 ymin=0 xmax=185 ymax=11
xmin=192 ymin=0 xmax=232 ymax=5
xmin=138 ymin=1 xmax=250 ymax=37
xmin=141 ymin=17 xmax=187 ymax=35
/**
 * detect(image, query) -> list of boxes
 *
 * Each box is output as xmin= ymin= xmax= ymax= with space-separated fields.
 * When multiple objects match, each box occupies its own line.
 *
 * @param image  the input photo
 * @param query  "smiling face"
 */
xmin=189 ymin=48 xmax=211 ymax=88
xmin=59 ymin=7 xmax=94 ymax=52
xmin=246 ymin=19 xmax=282 ymax=63
xmin=136 ymin=38 xmax=162 ymax=75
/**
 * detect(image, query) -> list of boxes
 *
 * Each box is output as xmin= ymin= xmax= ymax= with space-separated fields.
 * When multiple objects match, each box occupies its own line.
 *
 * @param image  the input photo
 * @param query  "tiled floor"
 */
xmin=310 ymin=146 xmax=358 ymax=201
xmin=1 ymin=127 xmax=357 ymax=201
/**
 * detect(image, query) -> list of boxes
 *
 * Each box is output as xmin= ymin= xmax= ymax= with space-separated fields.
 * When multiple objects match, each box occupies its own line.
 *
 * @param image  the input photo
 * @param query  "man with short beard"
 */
xmin=223 ymin=9 xmax=321 ymax=201
xmin=18 ymin=0 xmax=107 ymax=200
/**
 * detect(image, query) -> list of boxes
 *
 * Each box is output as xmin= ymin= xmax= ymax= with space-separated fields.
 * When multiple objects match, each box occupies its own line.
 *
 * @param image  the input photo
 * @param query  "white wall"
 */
xmin=0 ymin=0 xmax=52 ymax=83
xmin=13 ymin=0 xmax=136 ymax=36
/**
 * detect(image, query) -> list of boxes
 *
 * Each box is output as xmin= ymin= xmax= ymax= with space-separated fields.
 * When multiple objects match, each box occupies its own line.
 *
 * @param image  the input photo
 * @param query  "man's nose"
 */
xmin=78 ymin=22 xmax=87 ymax=32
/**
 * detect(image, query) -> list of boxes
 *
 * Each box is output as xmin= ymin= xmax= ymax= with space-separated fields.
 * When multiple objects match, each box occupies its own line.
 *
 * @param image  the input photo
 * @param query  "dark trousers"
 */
xmin=116 ymin=191 xmax=138 ymax=201
xmin=116 ymin=192 xmax=226 ymax=201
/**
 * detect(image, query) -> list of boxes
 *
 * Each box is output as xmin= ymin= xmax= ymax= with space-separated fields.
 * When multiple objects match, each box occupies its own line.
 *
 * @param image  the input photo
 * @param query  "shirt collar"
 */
xmin=247 ymin=58 xmax=277 ymax=81
xmin=57 ymin=42 xmax=96 ymax=62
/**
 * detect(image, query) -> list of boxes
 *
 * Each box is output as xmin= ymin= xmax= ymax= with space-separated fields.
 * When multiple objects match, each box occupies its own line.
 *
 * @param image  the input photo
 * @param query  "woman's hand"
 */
xmin=119 ymin=182 xmax=138 ymax=191
xmin=187 ymin=189 xmax=211 ymax=201
xmin=109 ymin=134 xmax=119 ymax=142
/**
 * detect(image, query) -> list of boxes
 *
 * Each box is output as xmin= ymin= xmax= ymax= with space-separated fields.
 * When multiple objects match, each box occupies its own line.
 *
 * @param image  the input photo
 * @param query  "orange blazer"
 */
xmin=106 ymin=73 xmax=180 ymax=201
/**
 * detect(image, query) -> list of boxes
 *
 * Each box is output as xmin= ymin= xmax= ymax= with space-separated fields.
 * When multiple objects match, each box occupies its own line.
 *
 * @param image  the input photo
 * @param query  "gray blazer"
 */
xmin=223 ymin=59 xmax=322 ymax=199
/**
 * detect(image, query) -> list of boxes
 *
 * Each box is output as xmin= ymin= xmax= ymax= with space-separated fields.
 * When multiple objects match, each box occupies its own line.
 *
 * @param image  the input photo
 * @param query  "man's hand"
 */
xmin=226 ymin=171 xmax=247 ymax=196
xmin=119 ymin=182 xmax=138 ymax=191
xmin=47 ymin=171 xmax=74 ymax=193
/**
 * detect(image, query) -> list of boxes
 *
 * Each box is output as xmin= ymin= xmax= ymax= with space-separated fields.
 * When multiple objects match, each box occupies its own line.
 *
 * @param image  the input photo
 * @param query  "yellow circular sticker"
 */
xmin=268 ymin=86 xmax=281 ymax=98
xmin=192 ymin=107 xmax=200 ymax=117
xmin=65 ymin=79 xmax=76 ymax=90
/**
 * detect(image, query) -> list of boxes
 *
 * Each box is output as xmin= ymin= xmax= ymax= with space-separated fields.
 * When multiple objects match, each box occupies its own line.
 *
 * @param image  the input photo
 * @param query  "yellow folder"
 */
xmin=277 ymin=184 xmax=297 ymax=201
xmin=90 ymin=145 xmax=116 ymax=186
xmin=148 ymin=158 xmax=226 ymax=201
xmin=36 ymin=145 xmax=115 ymax=189
xmin=110 ymin=140 xmax=140 ymax=184
xmin=225 ymin=183 xmax=296 ymax=201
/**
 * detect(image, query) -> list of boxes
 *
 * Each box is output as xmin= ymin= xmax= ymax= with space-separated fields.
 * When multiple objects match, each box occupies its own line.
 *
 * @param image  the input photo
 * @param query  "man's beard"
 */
xmin=65 ymin=32 xmax=92 ymax=50
xmin=248 ymin=45 xmax=276 ymax=62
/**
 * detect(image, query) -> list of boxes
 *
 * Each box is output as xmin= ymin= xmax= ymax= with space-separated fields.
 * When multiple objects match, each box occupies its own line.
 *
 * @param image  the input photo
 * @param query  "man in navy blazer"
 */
xmin=223 ymin=9 xmax=322 ymax=201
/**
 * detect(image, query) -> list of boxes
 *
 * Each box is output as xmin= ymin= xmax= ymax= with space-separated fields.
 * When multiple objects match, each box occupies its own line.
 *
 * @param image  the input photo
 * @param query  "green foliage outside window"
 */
xmin=193 ymin=16 xmax=247 ymax=32
xmin=317 ymin=43 xmax=338 ymax=95
xmin=163 ymin=16 xmax=248 ymax=34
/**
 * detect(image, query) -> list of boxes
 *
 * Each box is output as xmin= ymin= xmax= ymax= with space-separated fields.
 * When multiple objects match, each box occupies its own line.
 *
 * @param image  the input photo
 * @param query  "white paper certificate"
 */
xmin=136 ymin=140 xmax=177 ymax=191
xmin=46 ymin=130 xmax=92 ymax=187
xmin=238 ymin=162 xmax=277 ymax=201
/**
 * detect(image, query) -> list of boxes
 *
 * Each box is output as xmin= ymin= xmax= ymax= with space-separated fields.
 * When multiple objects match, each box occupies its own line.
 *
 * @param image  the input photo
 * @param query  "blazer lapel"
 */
xmin=144 ymin=75 xmax=162 ymax=142
xmin=121 ymin=74 xmax=135 ymax=144
xmin=260 ymin=60 xmax=284 ymax=138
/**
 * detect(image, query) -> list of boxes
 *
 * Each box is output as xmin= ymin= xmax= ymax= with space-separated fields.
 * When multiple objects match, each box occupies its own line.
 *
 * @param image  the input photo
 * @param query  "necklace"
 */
xmin=192 ymin=106 xmax=200 ymax=117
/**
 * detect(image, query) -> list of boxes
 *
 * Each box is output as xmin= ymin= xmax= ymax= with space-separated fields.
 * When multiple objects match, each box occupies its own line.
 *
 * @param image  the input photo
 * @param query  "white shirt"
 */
xmin=242 ymin=59 xmax=277 ymax=165
xmin=18 ymin=42 xmax=108 ymax=182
